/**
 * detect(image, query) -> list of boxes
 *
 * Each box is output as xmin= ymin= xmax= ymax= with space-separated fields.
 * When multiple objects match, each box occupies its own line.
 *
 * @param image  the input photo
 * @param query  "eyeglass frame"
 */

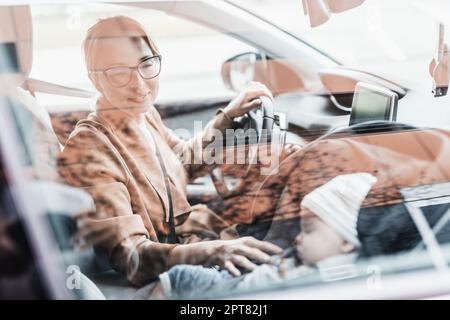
xmin=88 ymin=54 xmax=162 ymax=88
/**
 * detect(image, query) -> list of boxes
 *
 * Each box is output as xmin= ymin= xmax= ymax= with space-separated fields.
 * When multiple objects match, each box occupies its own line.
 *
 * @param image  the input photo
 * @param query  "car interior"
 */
xmin=1 ymin=1 xmax=450 ymax=299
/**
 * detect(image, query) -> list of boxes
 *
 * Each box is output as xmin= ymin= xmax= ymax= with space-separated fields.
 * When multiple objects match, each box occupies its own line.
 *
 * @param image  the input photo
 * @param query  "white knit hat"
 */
xmin=300 ymin=173 xmax=377 ymax=247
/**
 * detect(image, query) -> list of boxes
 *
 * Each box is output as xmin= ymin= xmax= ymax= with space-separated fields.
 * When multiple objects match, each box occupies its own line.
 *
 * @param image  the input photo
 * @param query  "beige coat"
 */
xmin=58 ymin=101 xmax=233 ymax=285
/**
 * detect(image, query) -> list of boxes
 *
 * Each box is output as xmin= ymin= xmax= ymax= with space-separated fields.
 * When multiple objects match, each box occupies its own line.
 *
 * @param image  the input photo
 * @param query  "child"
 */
xmin=135 ymin=173 xmax=377 ymax=300
xmin=295 ymin=172 xmax=377 ymax=267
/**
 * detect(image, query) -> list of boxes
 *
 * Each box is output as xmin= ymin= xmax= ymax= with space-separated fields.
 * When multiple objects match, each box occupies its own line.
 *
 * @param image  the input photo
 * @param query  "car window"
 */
xmin=2 ymin=1 xmax=450 ymax=301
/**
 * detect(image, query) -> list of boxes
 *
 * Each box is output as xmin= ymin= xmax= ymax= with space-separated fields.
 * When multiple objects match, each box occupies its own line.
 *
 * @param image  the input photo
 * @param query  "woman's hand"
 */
xmin=169 ymin=236 xmax=282 ymax=276
xmin=281 ymin=143 xmax=302 ymax=158
xmin=223 ymin=82 xmax=273 ymax=119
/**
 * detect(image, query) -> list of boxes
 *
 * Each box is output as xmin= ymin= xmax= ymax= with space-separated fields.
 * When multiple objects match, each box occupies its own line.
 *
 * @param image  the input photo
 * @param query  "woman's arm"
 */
xmin=59 ymin=127 xmax=178 ymax=285
xmin=59 ymin=129 xmax=284 ymax=286
xmin=157 ymin=82 xmax=273 ymax=180
xmin=168 ymin=236 xmax=282 ymax=277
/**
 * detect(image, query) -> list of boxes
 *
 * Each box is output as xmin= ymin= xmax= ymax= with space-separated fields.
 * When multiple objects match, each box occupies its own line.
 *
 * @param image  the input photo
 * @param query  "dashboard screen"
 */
xmin=349 ymin=83 xmax=397 ymax=126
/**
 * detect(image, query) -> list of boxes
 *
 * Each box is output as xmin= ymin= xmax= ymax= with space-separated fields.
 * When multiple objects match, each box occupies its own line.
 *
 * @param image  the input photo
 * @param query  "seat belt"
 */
xmin=148 ymin=130 xmax=178 ymax=244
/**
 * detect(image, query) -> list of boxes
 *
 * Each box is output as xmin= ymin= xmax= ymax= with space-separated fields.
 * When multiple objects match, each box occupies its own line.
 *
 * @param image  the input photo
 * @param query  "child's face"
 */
xmin=295 ymin=208 xmax=354 ymax=266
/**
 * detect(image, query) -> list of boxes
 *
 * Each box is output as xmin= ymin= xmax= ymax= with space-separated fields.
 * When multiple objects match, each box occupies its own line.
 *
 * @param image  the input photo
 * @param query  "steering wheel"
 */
xmin=246 ymin=95 xmax=275 ymax=144
xmin=210 ymin=96 xmax=286 ymax=198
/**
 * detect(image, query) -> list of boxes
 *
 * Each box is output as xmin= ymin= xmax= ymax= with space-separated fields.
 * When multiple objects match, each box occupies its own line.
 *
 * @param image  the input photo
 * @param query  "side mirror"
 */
xmin=221 ymin=52 xmax=257 ymax=92
xmin=221 ymin=52 xmax=304 ymax=94
xmin=302 ymin=0 xmax=366 ymax=28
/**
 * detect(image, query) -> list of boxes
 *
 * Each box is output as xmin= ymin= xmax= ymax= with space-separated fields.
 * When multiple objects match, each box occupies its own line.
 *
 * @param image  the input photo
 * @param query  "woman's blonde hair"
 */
xmin=83 ymin=16 xmax=159 ymax=71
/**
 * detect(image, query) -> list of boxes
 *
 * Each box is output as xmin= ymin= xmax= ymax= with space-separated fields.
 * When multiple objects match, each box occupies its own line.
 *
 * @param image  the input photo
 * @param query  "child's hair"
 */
xmin=300 ymin=172 xmax=378 ymax=248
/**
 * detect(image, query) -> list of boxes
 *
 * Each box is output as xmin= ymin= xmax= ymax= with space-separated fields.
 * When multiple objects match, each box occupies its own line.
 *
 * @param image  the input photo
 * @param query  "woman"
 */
xmin=58 ymin=16 xmax=282 ymax=286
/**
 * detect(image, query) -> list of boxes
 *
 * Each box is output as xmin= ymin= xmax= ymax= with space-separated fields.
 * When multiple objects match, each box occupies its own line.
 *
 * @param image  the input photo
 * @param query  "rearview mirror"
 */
xmin=302 ymin=0 xmax=366 ymax=28
xmin=328 ymin=0 xmax=366 ymax=13
xmin=301 ymin=0 xmax=330 ymax=28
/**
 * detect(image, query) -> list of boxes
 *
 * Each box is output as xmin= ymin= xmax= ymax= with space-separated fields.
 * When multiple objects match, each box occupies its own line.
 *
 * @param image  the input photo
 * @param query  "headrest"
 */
xmin=0 ymin=5 xmax=33 ymax=91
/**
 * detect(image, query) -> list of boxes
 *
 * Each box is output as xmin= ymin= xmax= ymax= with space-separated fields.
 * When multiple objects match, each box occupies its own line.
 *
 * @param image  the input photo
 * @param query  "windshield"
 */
xmin=229 ymin=0 xmax=450 ymax=92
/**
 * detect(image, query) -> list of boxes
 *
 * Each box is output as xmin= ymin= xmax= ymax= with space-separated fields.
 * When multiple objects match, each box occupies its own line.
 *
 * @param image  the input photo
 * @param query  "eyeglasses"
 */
xmin=89 ymin=54 xmax=162 ymax=88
